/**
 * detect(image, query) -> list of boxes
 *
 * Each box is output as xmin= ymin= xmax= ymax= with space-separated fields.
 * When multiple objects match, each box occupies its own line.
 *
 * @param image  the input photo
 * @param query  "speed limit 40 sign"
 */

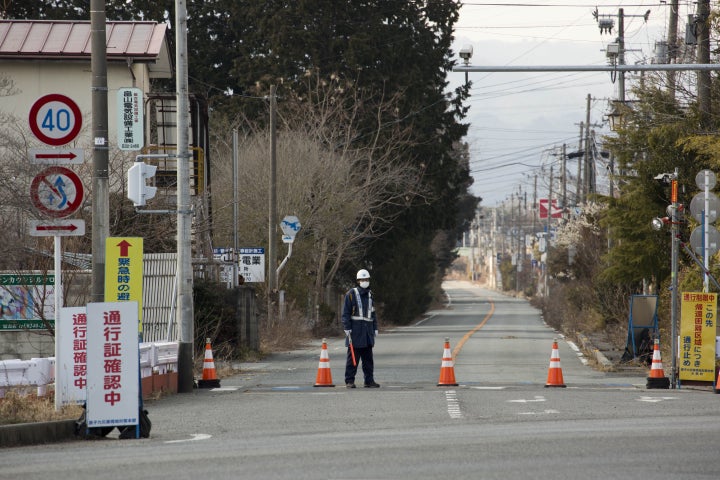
xmin=29 ymin=94 xmax=82 ymax=146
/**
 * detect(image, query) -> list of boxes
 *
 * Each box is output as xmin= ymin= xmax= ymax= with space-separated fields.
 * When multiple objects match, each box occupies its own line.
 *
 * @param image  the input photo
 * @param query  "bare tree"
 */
xmin=210 ymin=76 xmax=423 ymax=312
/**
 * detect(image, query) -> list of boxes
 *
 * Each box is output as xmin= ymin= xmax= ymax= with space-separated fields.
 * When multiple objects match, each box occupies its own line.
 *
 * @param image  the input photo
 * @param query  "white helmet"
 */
xmin=356 ymin=269 xmax=371 ymax=280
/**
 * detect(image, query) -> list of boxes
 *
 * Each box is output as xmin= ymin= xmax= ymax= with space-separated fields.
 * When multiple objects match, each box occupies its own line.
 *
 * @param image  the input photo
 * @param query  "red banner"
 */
xmin=538 ymin=199 xmax=562 ymax=219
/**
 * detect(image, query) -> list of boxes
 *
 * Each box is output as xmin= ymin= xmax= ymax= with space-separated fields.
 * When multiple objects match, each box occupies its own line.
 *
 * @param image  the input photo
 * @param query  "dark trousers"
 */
xmin=345 ymin=345 xmax=374 ymax=384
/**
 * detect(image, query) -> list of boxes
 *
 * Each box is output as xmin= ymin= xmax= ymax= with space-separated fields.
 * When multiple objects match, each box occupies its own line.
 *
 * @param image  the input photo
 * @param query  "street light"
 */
xmin=651 ymin=169 xmax=680 ymax=388
xmin=651 ymin=216 xmax=668 ymax=231
xmin=606 ymin=100 xmax=632 ymax=131
xmin=459 ymin=44 xmax=473 ymax=84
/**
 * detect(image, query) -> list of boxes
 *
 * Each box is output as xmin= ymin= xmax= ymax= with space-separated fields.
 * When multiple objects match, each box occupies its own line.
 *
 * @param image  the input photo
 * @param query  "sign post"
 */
xmin=28 ymin=93 xmax=84 ymax=411
xmin=277 ymin=216 xmax=301 ymax=285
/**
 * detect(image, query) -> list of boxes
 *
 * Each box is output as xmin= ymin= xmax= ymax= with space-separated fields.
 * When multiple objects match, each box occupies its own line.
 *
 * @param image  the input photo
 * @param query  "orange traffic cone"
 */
xmin=715 ymin=368 xmax=720 ymax=394
xmin=314 ymin=339 xmax=335 ymax=387
xmin=198 ymin=338 xmax=221 ymax=388
xmin=545 ymin=338 xmax=566 ymax=388
xmin=646 ymin=338 xmax=670 ymax=389
xmin=437 ymin=337 xmax=458 ymax=387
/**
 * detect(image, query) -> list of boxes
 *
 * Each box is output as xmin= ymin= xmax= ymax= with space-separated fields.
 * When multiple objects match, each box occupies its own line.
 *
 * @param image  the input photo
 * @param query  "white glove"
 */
xmin=375 ymin=330 xmax=378 ymax=336
xmin=344 ymin=330 xmax=351 ymax=337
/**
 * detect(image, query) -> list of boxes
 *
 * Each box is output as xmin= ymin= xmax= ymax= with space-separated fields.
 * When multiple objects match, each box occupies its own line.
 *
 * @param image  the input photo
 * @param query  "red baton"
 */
xmin=348 ymin=335 xmax=357 ymax=366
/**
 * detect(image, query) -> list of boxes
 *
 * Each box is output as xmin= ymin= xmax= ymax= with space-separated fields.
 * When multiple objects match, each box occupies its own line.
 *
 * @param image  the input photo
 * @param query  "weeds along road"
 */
xmin=2 ymin=281 xmax=719 ymax=479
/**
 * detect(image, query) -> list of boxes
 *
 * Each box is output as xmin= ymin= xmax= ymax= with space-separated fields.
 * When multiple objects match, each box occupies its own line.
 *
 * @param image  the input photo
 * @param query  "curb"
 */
xmin=0 ymin=419 xmax=76 ymax=448
xmin=576 ymin=333 xmax=614 ymax=370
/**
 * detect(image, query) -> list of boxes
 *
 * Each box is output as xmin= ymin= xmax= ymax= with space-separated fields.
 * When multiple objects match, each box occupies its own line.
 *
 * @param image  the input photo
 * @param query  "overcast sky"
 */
xmin=450 ymin=0 xmax=691 ymax=207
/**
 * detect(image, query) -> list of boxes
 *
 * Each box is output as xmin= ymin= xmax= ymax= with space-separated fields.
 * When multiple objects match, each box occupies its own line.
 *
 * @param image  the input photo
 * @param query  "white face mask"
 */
xmin=359 ymin=281 xmax=370 ymax=289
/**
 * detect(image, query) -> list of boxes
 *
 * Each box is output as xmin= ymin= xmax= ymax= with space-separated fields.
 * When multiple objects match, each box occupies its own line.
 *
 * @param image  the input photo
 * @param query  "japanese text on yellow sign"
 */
xmin=105 ymin=237 xmax=143 ymax=333
xmin=679 ymin=292 xmax=716 ymax=382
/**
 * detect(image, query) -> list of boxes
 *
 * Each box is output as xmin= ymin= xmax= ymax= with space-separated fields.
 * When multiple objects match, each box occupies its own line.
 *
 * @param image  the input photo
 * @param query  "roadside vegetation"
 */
xmin=495 ymin=75 xmax=720 ymax=362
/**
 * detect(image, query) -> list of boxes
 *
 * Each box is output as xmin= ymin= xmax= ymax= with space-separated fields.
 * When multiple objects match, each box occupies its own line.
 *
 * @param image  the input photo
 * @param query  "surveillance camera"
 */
xmin=459 ymin=45 xmax=473 ymax=63
xmin=654 ymin=173 xmax=674 ymax=184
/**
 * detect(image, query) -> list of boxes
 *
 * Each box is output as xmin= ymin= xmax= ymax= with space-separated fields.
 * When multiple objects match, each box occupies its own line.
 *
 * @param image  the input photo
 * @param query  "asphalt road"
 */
xmin=2 ymin=281 xmax=718 ymax=479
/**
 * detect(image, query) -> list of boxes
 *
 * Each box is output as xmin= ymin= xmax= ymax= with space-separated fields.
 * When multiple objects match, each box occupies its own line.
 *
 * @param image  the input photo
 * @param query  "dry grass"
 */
xmin=0 ymin=390 xmax=83 ymax=425
xmin=259 ymin=306 xmax=316 ymax=353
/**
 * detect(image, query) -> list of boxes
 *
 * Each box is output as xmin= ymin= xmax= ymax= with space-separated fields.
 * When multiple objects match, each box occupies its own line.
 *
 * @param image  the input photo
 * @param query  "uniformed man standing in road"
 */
xmin=342 ymin=269 xmax=380 ymax=388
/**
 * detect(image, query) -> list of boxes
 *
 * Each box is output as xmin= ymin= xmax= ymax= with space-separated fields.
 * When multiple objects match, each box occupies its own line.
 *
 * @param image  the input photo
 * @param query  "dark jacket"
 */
xmin=341 ymin=286 xmax=377 ymax=348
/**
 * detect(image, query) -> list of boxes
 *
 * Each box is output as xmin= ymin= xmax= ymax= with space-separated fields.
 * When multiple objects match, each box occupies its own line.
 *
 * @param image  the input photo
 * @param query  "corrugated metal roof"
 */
xmin=0 ymin=20 xmax=168 ymax=60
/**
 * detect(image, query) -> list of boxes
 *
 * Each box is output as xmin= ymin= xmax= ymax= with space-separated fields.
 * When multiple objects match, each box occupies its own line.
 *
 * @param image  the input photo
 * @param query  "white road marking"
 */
xmin=637 ymin=396 xmax=678 ymax=403
xmin=518 ymin=409 xmax=560 ymax=415
xmin=445 ymin=390 xmax=463 ymax=419
xmin=165 ymin=433 xmax=212 ymax=444
xmin=509 ymin=395 xmax=546 ymax=403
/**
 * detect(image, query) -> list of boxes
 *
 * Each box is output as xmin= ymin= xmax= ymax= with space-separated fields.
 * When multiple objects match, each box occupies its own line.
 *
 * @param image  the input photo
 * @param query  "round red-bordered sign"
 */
xmin=30 ymin=166 xmax=85 ymax=218
xmin=29 ymin=94 xmax=83 ymax=146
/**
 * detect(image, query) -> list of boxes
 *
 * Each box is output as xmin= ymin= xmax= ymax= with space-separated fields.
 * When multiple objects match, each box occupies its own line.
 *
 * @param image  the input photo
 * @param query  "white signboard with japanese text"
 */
xmin=117 ymin=88 xmax=144 ymax=151
xmin=86 ymin=302 xmax=139 ymax=429
xmin=238 ymin=247 xmax=265 ymax=283
xmin=56 ymin=306 xmax=88 ymax=405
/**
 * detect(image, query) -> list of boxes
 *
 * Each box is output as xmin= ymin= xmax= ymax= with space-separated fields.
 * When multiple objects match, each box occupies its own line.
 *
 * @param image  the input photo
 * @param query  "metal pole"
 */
xmin=233 ymin=129 xmax=239 ymax=287
xmin=670 ymin=168 xmax=679 ymax=388
xmin=53 ymin=235 xmax=62 ymax=410
xmin=704 ymin=170 xmax=710 ymax=292
xmin=90 ymin=0 xmax=109 ymax=303
xmin=175 ymin=0 xmax=194 ymax=393
xmin=454 ymin=64 xmax=720 ymax=73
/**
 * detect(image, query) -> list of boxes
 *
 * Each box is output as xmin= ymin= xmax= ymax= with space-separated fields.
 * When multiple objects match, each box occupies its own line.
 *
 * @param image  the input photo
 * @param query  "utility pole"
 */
xmin=666 ymin=0 xmax=679 ymax=96
xmin=90 ymin=0 xmax=109 ymax=303
xmin=583 ymin=94 xmax=591 ymax=202
xmin=697 ymin=0 xmax=711 ymax=128
xmin=532 ymin=175 xmax=537 ymax=238
xmin=618 ymin=8 xmax=625 ymax=104
xmin=268 ymin=85 xmax=278 ymax=322
xmin=175 ymin=0 xmax=194 ymax=394
xmin=576 ymin=122 xmax=583 ymax=204
xmin=545 ymin=166 xmax=553 ymax=297
xmin=561 ymin=143 xmax=567 ymax=208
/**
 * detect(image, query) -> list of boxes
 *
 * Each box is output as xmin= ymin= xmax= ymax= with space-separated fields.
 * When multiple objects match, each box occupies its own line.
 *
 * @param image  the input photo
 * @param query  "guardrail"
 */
xmin=0 ymin=341 xmax=178 ymax=399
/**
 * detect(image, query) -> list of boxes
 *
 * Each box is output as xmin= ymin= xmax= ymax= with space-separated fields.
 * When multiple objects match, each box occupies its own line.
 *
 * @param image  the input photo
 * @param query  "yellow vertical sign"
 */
xmin=105 ymin=237 xmax=143 ymax=334
xmin=679 ymin=292 xmax=716 ymax=382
